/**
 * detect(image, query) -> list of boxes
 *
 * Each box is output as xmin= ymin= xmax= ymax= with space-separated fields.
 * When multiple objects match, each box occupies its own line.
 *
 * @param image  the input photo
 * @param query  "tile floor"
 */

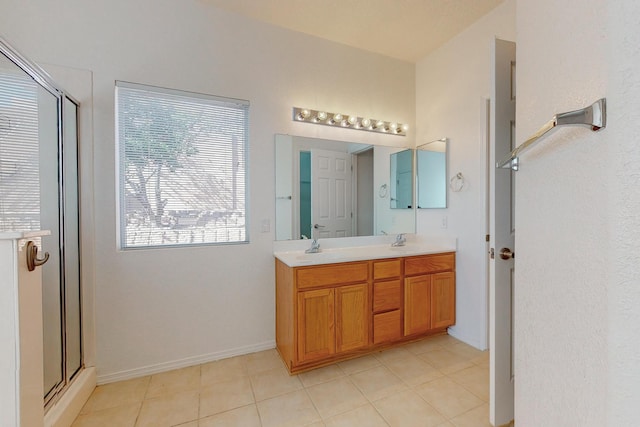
xmin=72 ymin=334 xmax=491 ymax=427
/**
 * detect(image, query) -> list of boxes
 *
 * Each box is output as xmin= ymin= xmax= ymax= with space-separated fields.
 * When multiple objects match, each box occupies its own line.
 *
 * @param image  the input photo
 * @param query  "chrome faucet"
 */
xmin=391 ymin=233 xmax=406 ymax=247
xmin=305 ymin=239 xmax=321 ymax=253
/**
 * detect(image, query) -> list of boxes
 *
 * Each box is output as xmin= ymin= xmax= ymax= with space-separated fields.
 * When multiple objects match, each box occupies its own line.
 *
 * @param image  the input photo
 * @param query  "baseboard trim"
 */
xmin=97 ymin=340 xmax=276 ymax=384
xmin=44 ymin=367 xmax=96 ymax=427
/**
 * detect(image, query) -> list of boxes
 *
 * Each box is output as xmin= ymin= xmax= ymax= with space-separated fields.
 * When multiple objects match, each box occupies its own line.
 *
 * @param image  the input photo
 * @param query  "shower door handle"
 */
xmin=26 ymin=240 xmax=50 ymax=272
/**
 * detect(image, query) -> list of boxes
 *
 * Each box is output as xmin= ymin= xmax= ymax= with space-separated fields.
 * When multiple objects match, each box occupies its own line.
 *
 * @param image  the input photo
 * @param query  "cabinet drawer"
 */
xmin=373 ymin=259 xmax=401 ymax=280
xmin=296 ymin=262 xmax=368 ymax=289
xmin=373 ymin=310 xmax=402 ymax=344
xmin=404 ymin=253 xmax=455 ymax=276
xmin=373 ymin=280 xmax=401 ymax=313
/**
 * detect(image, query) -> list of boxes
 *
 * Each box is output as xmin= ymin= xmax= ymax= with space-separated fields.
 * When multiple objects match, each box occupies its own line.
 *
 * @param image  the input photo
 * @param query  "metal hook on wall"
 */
xmin=26 ymin=240 xmax=49 ymax=272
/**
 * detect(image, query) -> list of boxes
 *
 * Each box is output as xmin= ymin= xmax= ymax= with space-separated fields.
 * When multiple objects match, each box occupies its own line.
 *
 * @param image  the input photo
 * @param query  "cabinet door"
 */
xmin=297 ymin=288 xmax=335 ymax=363
xmin=404 ymin=275 xmax=431 ymax=336
xmin=336 ymin=283 xmax=369 ymax=353
xmin=431 ymin=272 xmax=455 ymax=329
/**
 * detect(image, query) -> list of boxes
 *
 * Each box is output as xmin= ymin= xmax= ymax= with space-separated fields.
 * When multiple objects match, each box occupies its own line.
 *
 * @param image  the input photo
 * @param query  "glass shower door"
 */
xmin=37 ymin=83 xmax=65 ymax=403
xmin=0 ymin=40 xmax=82 ymax=408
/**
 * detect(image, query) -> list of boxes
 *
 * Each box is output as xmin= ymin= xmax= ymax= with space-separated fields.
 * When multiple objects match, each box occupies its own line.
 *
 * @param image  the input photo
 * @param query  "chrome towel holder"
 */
xmin=497 ymin=98 xmax=606 ymax=171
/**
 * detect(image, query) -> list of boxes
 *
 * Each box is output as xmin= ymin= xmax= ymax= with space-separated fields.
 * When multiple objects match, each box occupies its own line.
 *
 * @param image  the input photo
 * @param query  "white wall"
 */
xmin=415 ymin=0 xmax=516 ymax=349
xmin=0 ymin=0 xmax=414 ymax=381
xmin=516 ymin=0 xmax=640 ymax=425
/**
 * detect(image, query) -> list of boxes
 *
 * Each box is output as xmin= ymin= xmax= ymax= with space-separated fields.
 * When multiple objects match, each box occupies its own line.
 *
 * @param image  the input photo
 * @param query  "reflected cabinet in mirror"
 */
xmin=417 ymin=138 xmax=448 ymax=209
xmin=275 ymin=134 xmax=416 ymax=240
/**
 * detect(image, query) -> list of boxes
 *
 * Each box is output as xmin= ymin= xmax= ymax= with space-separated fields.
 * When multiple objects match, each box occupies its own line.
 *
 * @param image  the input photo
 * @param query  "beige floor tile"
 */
xmin=426 ymin=334 xmax=461 ymax=347
xmin=199 ymin=377 xmax=255 ymax=418
xmin=306 ymin=377 xmax=368 ymax=419
xmin=447 ymin=365 xmax=490 ymax=402
xmin=324 ymin=404 xmax=389 ymax=427
xmin=173 ymin=422 xmax=197 ymax=427
xmin=373 ymin=346 xmax=412 ymax=364
xmin=72 ymin=403 xmax=140 ymax=427
xmin=250 ymin=366 xmax=303 ymax=401
xmin=448 ymin=342 xmax=485 ymax=361
xmin=373 ymin=390 xmax=446 ymax=427
xmin=198 ymin=404 xmax=262 ymax=427
xmin=350 ymin=366 xmax=408 ymax=401
xmin=244 ymin=348 xmax=285 ymax=375
xmin=306 ymin=423 xmax=327 ymax=427
xmin=80 ymin=377 xmax=149 ymax=413
xmin=403 ymin=338 xmax=445 ymax=355
xmin=383 ymin=354 xmax=444 ymax=387
xmin=135 ymin=390 xmax=199 ymax=427
xmin=257 ymin=389 xmax=321 ymax=427
xmin=415 ymin=377 xmax=483 ymax=419
xmin=471 ymin=351 xmax=490 ymax=368
xmin=145 ymin=366 xmax=200 ymax=399
xmin=299 ymin=364 xmax=344 ymax=387
xmin=436 ymin=422 xmax=456 ymax=427
xmin=449 ymin=403 xmax=492 ymax=427
xmin=337 ymin=354 xmax=380 ymax=374
xmin=419 ymin=348 xmax=474 ymax=374
xmin=200 ymin=356 xmax=247 ymax=387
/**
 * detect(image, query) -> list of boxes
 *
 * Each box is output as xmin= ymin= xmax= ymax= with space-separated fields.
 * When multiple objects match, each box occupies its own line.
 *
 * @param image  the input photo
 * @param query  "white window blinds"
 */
xmin=116 ymin=81 xmax=249 ymax=248
xmin=0 ymin=65 xmax=40 ymax=231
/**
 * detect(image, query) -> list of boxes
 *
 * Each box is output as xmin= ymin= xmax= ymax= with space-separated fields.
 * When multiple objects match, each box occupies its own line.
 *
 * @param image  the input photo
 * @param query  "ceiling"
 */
xmin=204 ymin=0 xmax=504 ymax=63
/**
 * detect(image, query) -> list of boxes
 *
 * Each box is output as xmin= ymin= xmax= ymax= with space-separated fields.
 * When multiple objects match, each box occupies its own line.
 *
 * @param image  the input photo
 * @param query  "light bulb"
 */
xmin=361 ymin=118 xmax=371 ymax=128
xmin=402 ymin=124 xmax=409 ymax=132
xmin=340 ymin=119 xmax=349 ymax=127
xmin=317 ymin=111 xmax=327 ymax=121
xmin=333 ymin=113 xmax=343 ymax=122
xmin=389 ymin=123 xmax=397 ymax=132
xmin=347 ymin=115 xmax=358 ymax=125
xmin=296 ymin=109 xmax=310 ymax=120
xmin=373 ymin=120 xmax=384 ymax=130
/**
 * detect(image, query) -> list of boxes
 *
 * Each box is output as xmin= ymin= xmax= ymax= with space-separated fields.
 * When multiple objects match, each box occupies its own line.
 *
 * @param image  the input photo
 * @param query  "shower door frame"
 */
xmin=0 ymin=38 xmax=83 ymax=409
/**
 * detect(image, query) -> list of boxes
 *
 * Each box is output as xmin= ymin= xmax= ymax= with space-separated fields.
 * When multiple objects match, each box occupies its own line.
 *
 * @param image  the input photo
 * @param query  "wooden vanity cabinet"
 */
xmin=403 ymin=253 xmax=456 ymax=337
xmin=276 ymin=251 xmax=455 ymax=373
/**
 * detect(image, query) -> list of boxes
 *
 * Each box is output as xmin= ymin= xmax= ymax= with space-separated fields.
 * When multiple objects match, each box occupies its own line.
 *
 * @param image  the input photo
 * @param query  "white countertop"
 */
xmin=274 ymin=237 xmax=456 ymax=267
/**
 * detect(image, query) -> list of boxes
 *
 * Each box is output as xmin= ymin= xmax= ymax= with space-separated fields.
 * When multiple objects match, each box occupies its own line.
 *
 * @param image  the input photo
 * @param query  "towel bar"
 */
xmin=497 ymin=98 xmax=606 ymax=171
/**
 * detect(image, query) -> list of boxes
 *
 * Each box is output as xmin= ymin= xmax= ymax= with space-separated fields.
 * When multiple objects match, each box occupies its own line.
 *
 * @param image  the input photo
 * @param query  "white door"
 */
xmin=490 ymin=38 xmax=516 ymax=426
xmin=311 ymin=149 xmax=352 ymax=238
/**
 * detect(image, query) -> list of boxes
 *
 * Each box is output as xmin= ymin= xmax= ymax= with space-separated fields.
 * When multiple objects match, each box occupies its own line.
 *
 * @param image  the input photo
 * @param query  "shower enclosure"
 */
xmin=0 ymin=39 xmax=82 ymax=410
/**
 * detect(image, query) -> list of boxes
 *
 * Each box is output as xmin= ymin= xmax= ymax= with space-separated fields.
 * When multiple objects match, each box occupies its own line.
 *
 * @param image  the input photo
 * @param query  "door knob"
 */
xmin=499 ymin=247 xmax=515 ymax=260
xmin=313 ymin=224 xmax=325 ymax=229
xmin=26 ymin=240 xmax=50 ymax=272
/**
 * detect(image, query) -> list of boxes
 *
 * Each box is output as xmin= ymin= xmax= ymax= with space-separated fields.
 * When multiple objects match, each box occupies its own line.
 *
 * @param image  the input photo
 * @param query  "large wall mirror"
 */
xmin=417 ymin=138 xmax=448 ymax=209
xmin=275 ymin=134 xmax=416 ymax=240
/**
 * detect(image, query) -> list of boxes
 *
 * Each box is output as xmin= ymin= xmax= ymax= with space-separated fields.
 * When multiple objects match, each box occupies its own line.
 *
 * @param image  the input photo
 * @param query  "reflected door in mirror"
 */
xmin=311 ymin=148 xmax=352 ymax=238
xmin=390 ymin=149 xmax=414 ymax=209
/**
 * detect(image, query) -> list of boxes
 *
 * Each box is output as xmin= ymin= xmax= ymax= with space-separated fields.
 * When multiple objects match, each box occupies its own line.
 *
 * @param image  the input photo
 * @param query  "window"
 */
xmin=116 ymin=81 xmax=249 ymax=248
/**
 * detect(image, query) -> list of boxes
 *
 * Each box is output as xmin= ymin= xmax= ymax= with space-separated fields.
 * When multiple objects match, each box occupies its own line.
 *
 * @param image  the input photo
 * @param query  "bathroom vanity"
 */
xmin=274 ymin=246 xmax=455 ymax=373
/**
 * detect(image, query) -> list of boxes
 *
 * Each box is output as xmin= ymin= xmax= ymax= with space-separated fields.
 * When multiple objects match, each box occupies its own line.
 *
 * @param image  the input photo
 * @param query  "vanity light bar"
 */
xmin=292 ymin=107 xmax=408 ymax=136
